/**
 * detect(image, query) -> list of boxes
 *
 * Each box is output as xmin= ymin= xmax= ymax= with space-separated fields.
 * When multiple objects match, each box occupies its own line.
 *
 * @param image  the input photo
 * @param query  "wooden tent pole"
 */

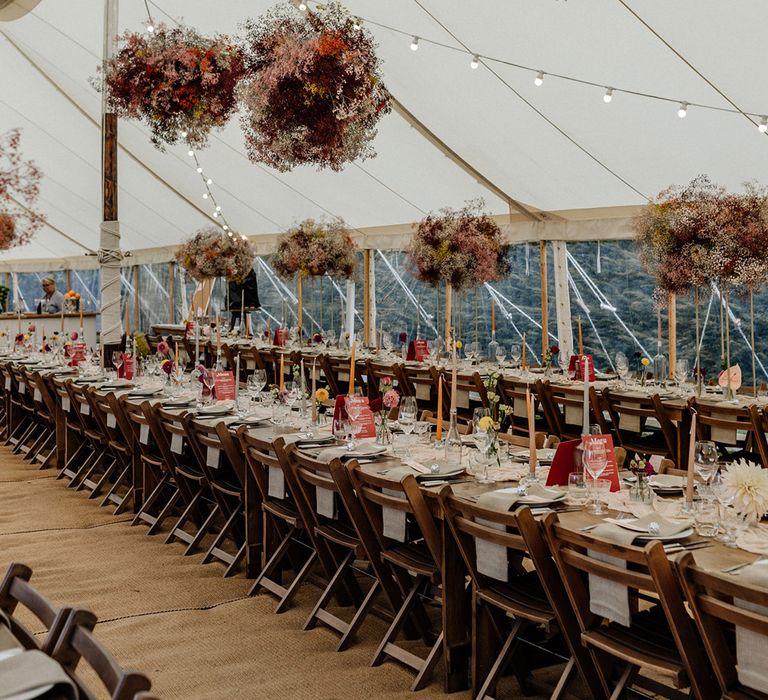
xmin=168 ymin=262 xmax=174 ymax=324
xmin=539 ymin=240 xmax=549 ymax=354
xmin=363 ymin=249 xmax=370 ymax=346
xmin=133 ymin=265 xmax=139 ymax=332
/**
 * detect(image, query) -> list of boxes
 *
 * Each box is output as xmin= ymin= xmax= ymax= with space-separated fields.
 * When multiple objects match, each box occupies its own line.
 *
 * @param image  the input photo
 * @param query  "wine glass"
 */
xmin=584 ymin=442 xmax=609 ymax=513
xmin=382 ymin=333 xmax=393 ymax=354
xmin=694 ymin=440 xmax=718 ymax=487
xmin=615 ymin=352 xmax=629 ymax=385
xmin=558 ymin=351 xmax=572 ymax=378
xmin=112 ymin=351 xmax=123 ymax=376
xmin=202 ymin=371 xmax=216 ymax=405
xmin=495 ymin=345 xmax=506 ymax=367
xmin=509 ymin=345 xmax=520 ymax=369
xmin=247 ymin=371 xmax=265 ymax=398
xmin=399 ymin=396 xmax=417 ymax=457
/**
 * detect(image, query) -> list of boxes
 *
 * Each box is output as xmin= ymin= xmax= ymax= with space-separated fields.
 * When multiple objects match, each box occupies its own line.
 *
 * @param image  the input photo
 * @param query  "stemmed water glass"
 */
xmin=675 ymin=358 xmax=690 ymax=395
xmin=584 ymin=442 xmax=609 ymax=513
xmin=694 ymin=440 xmax=718 ymax=487
xmin=559 ymin=351 xmax=572 ymax=378
xmin=495 ymin=345 xmax=506 ymax=368
xmin=202 ymin=371 xmax=216 ymax=405
xmin=398 ymin=396 xmax=417 ymax=457
xmin=509 ymin=345 xmax=520 ymax=369
xmin=344 ymin=394 xmax=363 ymax=448
xmin=112 ymin=351 xmax=123 ymax=377
xmin=248 ymin=370 xmax=266 ymax=399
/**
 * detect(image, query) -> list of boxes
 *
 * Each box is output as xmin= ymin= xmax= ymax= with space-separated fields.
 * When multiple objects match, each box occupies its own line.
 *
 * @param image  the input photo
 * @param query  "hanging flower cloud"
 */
xmin=0 ymin=129 xmax=44 ymax=251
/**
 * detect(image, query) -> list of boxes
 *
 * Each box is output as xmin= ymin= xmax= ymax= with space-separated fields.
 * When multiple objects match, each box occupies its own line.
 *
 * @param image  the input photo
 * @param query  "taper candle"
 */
xmin=349 ymin=341 xmax=356 ymax=395
xmin=436 ymin=375 xmax=443 ymax=441
xmin=450 ymin=336 xmax=458 ymax=413
xmin=578 ymin=317 xmax=583 ymax=355
xmin=491 ymin=300 xmax=496 ymax=332
xmin=311 ymin=358 xmax=317 ymax=423
xmin=279 ymin=353 xmax=285 ymax=392
xmin=527 ymin=387 xmax=536 ymax=476
xmin=686 ymin=411 xmax=697 ymax=505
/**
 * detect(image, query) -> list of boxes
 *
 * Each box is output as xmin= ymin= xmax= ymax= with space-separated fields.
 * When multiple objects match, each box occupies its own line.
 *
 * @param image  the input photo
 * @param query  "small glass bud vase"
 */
xmin=629 ymin=471 xmax=653 ymax=504
xmin=444 ymin=409 xmax=463 ymax=466
xmin=375 ymin=413 xmax=392 ymax=446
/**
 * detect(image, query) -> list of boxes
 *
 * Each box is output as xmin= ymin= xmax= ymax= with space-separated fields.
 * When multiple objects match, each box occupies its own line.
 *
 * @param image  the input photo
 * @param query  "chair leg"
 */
xmin=146 ymin=489 xmax=181 ymax=536
xmin=67 ymin=449 xmax=99 ymax=488
xmin=112 ymin=486 xmax=134 ymax=515
xmin=100 ymin=462 xmax=132 ymax=509
xmin=164 ymin=488 xmax=205 ymax=545
xmin=304 ymin=550 xmax=355 ymax=631
xmin=248 ymin=526 xmax=297 ymax=597
xmin=476 ymin=619 xmax=523 ymax=700
xmin=551 ymin=657 xmax=577 ymax=700
xmin=58 ymin=441 xmax=88 ymax=481
xmin=88 ymin=458 xmax=118 ymax=498
xmin=274 ymin=550 xmax=317 ymax=614
xmin=223 ymin=542 xmax=246 ymax=578
xmin=336 ymin=579 xmax=380 ymax=652
xmin=609 ymin=664 xmax=636 ymax=700
xmin=410 ymin=631 xmax=444 ymax=692
xmin=131 ymin=474 xmax=170 ymax=526
xmin=181 ymin=502 xmax=219 ymax=555
xmin=371 ymin=578 xmax=422 ymax=667
xmin=201 ymin=506 xmax=241 ymax=567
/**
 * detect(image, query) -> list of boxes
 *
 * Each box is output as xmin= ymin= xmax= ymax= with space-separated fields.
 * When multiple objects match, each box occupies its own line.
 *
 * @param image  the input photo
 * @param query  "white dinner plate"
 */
xmin=635 ymin=527 xmax=694 ymax=542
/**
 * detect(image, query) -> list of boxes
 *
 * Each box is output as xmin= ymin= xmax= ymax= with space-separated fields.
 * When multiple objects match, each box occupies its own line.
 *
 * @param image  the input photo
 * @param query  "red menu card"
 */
xmin=273 ymin=328 xmax=288 ymax=347
xmin=332 ymin=395 xmax=376 ymax=438
xmin=407 ymin=340 xmax=429 ymax=362
xmin=119 ymin=354 xmax=135 ymax=380
xmin=546 ymin=438 xmax=582 ymax=487
xmin=66 ymin=342 xmax=87 ymax=367
xmin=212 ymin=370 xmax=236 ymax=401
xmin=568 ymin=354 xmax=596 ymax=382
xmin=581 ymin=434 xmax=620 ymax=492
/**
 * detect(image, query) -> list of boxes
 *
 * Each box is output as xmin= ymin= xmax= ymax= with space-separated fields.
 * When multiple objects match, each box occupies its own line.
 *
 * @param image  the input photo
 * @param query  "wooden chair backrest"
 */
xmin=320 ymin=354 xmax=364 ymax=397
xmin=540 ymin=382 xmax=610 ymax=438
xmin=119 ymin=399 xmax=166 ymax=473
xmin=401 ymin=365 xmax=438 ymax=410
xmin=603 ymin=390 xmax=677 ymax=456
xmin=419 ymin=410 xmax=470 ymax=435
xmin=676 ymin=552 xmax=768 ymax=698
xmin=348 ymin=465 xmax=443 ymax=570
xmin=24 ymin=370 xmax=56 ymax=418
xmin=496 ymin=376 xmax=543 ymax=437
xmin=237 ymin=431 xmax=299 ymax=508
xmin=154 ymin=406 xmax=197 ymax=471
xmin=691 ymin=398 xmax=768 ymax=464
xmin=366 ymin=360 xmax=409 ymax=400
xmin=0 ymin=562 xmax=70 ymax=654
xmin=437 ymin=368 xmax=488 ymax=419
xmin=52 ymin=609 xmax=152 ymax=700
xmin=185 ymin=416 xmax=246 ymax=488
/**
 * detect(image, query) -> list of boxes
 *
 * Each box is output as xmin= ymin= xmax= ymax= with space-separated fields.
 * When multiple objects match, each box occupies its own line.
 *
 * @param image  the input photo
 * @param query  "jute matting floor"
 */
xmin=0 ymin=448 xmax=584 ymax=700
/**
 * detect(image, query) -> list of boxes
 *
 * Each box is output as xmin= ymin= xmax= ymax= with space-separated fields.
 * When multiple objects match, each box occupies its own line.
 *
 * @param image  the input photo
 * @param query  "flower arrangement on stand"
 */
xmin=240 ymin=2 xmax=390 ymax=172
xmin=97 ymin=25 xmax=245 ymax=149
xmin=175 ymin=227 xmax=254 ymax=282
xmin=0 ymin=129 xmax=44 ymax=251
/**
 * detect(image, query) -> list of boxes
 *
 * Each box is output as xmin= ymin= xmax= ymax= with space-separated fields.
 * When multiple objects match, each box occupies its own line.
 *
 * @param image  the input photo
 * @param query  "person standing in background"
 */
xmin=36 ymin=276 xmax=64 ymax=314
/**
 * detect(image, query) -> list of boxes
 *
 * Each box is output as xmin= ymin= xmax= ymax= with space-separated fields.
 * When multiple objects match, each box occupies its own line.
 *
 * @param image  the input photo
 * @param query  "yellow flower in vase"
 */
xmin=315 ymin=387 xmax=329 ymax=402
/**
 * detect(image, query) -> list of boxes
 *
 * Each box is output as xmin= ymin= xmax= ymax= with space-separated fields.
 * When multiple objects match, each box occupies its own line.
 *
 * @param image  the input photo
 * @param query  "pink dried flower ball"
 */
xmin=382 ymin=389 xmax=400 ymax=409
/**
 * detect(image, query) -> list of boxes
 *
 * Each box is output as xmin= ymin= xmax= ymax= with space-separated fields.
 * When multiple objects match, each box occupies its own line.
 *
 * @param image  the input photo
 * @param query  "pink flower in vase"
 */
xmin=382 ymin=389 xmax=400 ymax=410
xmin=157 ymin=340 xmax=170 ymax=356
xmin=70 ymin=331 xmax=79 ymax=341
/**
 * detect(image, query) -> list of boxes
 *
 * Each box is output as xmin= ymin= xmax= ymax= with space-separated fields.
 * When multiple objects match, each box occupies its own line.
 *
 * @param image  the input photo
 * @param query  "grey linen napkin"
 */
xmin=587 ymin=522 xmax=638 ymax=627
xmin=734 ymin=559 xmax=768 ymax=694
xmin=0 ymin=649 xmax=77 ymax=700
xmin=474 ymin=488 xmax=524 ymax=582
xmin=377 ymin=466 xmax=416 ymax=542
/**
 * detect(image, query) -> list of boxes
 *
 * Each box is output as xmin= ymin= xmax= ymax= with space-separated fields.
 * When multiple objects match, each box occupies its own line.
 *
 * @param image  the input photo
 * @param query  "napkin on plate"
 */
xmin=315 ymin=443 xmax=387 ymax=463
xmin=603 ymin=513 xmax=691 ymax=538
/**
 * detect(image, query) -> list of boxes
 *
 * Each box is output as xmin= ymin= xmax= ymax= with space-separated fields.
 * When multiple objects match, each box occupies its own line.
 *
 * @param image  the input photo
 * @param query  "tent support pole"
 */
xmin=168 ymin=263 xmax=174 ymax=324
xmin=99 ymin=0 xmax=121 ymax=350
xmin=133 ymin=265 xmax=139 ymax=332
xmin=552 ymin=241 xmax=573 ymax=359
xmin=363 ymin=249 xmax=370 ymax=346
xmin=539 ymin=240 xmax=548 ymax=355
xmin=668 ymin=292 xmax=676 ymax=379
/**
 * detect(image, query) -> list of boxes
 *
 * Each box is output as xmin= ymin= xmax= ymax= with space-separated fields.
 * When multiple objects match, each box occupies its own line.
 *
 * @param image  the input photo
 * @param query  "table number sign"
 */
xmin=568 ymin=354 xmax=595 ymax=382
xmin=273 ymin=328 xmax=288 ymax=347
xmin=546 ymin=438 xmax=582 ymax=487
xmin=332 ymin=395 xmax=376 ymax=438
xmin=66 ymin=342 xmax=87 ymax=367
xmin=212 ymin=371 xmax=235 ymax=401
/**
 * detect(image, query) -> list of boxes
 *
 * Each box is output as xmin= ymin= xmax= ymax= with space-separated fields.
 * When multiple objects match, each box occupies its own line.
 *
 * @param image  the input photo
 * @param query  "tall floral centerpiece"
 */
xmin=240 ymin=2 xmax=390 ymax=172
xmin=635 ymin=176 xmax=768 ymax=395
xmin=0 ymin=129 xmax=44 ymax=251
xmin=175 ymin=228 xmax=254 ymax=283
xmin=273 ymin=218 xmax=357 ymax=339
xmin=98 ymin=25 xmax=245 ymax=149
xmin=407 ymin=199 xmax=509 ymax=346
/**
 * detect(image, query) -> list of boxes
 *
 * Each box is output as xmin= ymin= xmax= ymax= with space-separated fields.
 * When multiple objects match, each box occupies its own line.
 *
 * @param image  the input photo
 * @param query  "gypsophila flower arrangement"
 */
xmin=407 ymin=199 xmax=510 ymax=291
xmin=722 ymin=459 xmax=768 ymax=521
xmin=0 ymin=129 xmax=44 ymax=250
xmin=239 ymin=2 xmax=390 ymax=172
xmin=96 ymin=25 xmax=245 ymax=150
xmin=175 ymin=228 xmax=253 ymax=282
xmin=273 ymin=218 xmax=356 ymax=280
xmin=635 ymin=176 xmax=768 ymax=295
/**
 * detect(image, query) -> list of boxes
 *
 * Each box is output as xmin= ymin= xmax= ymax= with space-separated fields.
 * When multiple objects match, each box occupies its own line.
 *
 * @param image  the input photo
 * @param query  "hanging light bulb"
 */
xmin=410 ymin=36 xmax=419 ymax=51
xmin=759 ymin=116 xmax=768 ymax=133
xmin=298 ymin=2 xmax=307 ymax=10
xmin=206 ymin=178 xmax=213 ymax=185
xmin=470 ymin=54 xmax=479 ymax=70
xmin=147 ymin=24 xmax=154 ymax=33
xmin=241 ymin=235 xmax=248 ymax=241
xmin=203 ymin=193 xmax=209 ymax=200
xmin=534 ymin=71 xmax=544 ymax=87
xmin=227 ymin=231 xmax=233 ymax=238
xmin=223 ymin=225 xmax=229 ymax=231
xmin=216 ymin=206 xmax=222 ymax=212
xmin=603 ymin=87 xmax=613 ymax=103
xmin=187 ymin=150 xmax=194 ymax=157
xmin=196 ymin=167 xmax=203 ymax=174
xmin=179 ymin=130 xmax=187 ymax=138
xmin=678 ymin=101 xmax=688 ymax=118
xmin=213 ymin=211 xmax=219 ymax=218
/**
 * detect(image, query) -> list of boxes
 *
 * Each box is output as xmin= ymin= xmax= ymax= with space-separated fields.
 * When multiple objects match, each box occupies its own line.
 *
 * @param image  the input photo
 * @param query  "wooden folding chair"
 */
xmin=348 ymin=467 xmax=443 ymax=691
xmin=366 ymin=360 xmax=409 ymax=400
xmin=439 ymin=368 xmax=489 ymax=422
xmin=440 ymin=493 xmax=590 ymax=700
xmin=52 ymin=609 xmax=152 ymax=700
xmin=20 ymin=370 xmax=58 ymax=467
xmin=692 ymin=397 xmax=768 ymax=465
xmin=51 ymin=377 xmax=90 ymax=482
xmin=289 ymin=450 xmax=384 ymax=650
xmin=0 ymin=562 xmax=72 ymax=655
xmin=185 ymin=417 xmax=247 ymax=576
xmin=321 ymin=353 xmax=365 ymax=397
xmin=676 ymin=552 xmax=768 ymax=699
xmin=538 ymin=380 xmax=611 ymax=440
xmin=6 ymin=365 xmax=41 ymax=457
xmin=401 ymin=364 xmax=439 ymax=413
xmin=543 ymin=513 xmax=717 ymax=700
xmin=496 ymin=377 xmax=548 ymax=438
xmin=603 ymin=389 xmax=677 ymax=461
xmin=238 ymin=433 xmax=321 ymax=612
xmin=66 ymin=382 xmax=112 ymax=493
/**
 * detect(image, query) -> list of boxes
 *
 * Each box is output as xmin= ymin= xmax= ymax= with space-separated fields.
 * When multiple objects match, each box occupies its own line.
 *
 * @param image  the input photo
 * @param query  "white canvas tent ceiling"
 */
xmin=0 ymin=0 xmax=767 ymax=268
